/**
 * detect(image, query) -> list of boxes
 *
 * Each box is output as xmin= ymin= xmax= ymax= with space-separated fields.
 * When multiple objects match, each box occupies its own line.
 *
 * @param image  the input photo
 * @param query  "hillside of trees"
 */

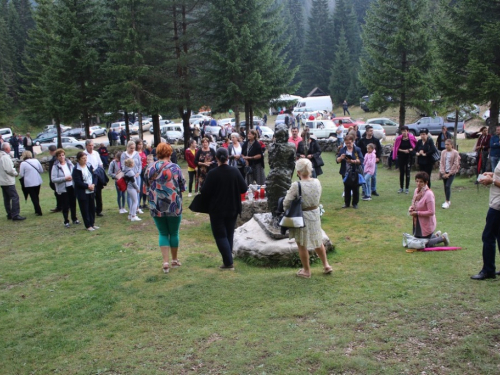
xmin=0 ymin=0 xmax=499 ymax=141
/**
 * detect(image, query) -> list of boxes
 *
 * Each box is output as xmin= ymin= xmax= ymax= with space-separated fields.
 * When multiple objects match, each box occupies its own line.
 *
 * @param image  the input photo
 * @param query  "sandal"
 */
xmin=171 ymin=259 xmax=182 ymax=268
xmin=296 ymin=269 xmax=311 ymax=279
xmin=162 ymin=262 xmax=170 ymax=274
xmin=323 ymin=266 xmax=333 ymax=274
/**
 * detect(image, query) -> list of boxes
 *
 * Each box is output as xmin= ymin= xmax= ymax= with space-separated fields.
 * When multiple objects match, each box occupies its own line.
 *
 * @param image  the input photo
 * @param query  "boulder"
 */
xmin=233 ymin=213 xmax=333 ymax=266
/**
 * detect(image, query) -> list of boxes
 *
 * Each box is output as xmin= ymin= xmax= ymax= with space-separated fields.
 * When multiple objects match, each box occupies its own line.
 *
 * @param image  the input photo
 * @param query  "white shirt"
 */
xmin=19 ymin=159 xmax=43 ymax=187
xmin=84 ymin=149 xmax=102 ymax=170
xmin=61 ymin=163 xmax=73 ymax=187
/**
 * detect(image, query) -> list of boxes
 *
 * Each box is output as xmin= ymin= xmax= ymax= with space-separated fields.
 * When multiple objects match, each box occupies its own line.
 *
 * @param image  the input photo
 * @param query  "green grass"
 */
xmin=1 ymin=143 xmax=499 ymax=374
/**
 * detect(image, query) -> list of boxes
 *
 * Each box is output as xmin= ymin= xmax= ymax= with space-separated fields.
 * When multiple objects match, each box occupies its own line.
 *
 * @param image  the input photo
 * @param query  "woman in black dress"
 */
xmin=415 ymin=129 xmax=437 ymax=188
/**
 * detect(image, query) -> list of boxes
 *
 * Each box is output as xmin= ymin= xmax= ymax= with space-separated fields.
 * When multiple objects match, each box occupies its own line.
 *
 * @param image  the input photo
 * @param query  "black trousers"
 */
xmin=78 ymin=193 xmax=95 ymax=228
xmin=399 ymin=154 xmax=411 ymax=189
xmin=1 ymin=185 xmax=20 ymax=218
xmin=54 ymin=189 xmax=62 ymax=209
xmin=343 ymin=182 xmax=359 ymax=206
xmin=419 ymin=163 xmax=433 ymax=188
xmin=61 ymin=186 xmax=78 ymax=223
xmin=209 ymin=214 xmax=237 ymax=266
xmin=25 ymin=185 xmax=42 ymax=214
xmin=95 ymin=185 xmax=103 ymax=214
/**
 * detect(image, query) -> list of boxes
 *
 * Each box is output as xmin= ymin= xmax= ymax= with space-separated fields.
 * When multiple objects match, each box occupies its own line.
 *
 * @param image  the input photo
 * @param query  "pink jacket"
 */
xmin=393 ymin=133 xmax=417 ymax=160
xmin=364 ymin=152 xmax=376 ymax=175
xmin=411 ymin=188 xmax=436 ymax=237
xmin=439 ymin=149 xmax=461 ymax=175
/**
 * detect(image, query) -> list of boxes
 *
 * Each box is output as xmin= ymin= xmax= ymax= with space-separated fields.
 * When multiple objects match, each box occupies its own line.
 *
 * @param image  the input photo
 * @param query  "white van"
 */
xmin=0 ymin=127 xmax=13 ymax=140
xmin=304 ymin=120 xmax=337 ymax=139
xmin=293 ymin=96 xmax=333 ymax=113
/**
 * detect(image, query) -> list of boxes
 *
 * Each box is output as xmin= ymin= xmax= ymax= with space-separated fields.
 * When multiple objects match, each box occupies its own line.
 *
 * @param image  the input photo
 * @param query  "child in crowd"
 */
xmin=363 ymin=144 xmax=376 ymax=201
xmin=123 ymin=158 xmax=141 ymax=222
xmin=142 ymin=154 xmax=154 ymax=207
xmin=98 ymin=143 xmax=109 ymax=168
xmin=108 ymin=151 xmax=127 ymax=214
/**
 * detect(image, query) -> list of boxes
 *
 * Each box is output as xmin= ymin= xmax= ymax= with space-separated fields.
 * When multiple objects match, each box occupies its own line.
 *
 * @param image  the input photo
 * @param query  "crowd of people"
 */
xmin=1 ymin=123 xmax=499 ymax=279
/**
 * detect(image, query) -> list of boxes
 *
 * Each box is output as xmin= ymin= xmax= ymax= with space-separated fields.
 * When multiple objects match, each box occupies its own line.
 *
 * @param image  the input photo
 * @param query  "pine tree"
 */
xmin=205 ymin=0 xmax=296 ymax=128
xmin=282 ymin=0 xmax=305 ymax=91
xmin=0 ymin=9 xmax=14 ymax=122
xmin=300 ymin=0 xmax=332 ymax=95
xmin=329 ymin=27 xmax=351 ymax=105
xmin=49 ymin=0 xmax=108 ymax=138
xmin=359 ymin=0 xmax=432 ymax=127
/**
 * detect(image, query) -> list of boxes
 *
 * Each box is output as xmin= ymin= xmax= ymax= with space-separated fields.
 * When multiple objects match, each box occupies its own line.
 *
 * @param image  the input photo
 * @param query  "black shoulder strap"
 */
xmin=297 ymin=181 xmax=302 ymax=198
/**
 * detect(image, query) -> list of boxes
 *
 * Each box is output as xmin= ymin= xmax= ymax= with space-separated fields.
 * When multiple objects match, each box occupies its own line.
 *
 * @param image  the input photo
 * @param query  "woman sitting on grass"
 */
xmin=408 ymin=172 xmax=449 ymax=247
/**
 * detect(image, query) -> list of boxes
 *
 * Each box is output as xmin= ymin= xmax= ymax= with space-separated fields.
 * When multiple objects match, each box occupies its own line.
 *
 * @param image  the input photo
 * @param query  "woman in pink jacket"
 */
xmin=439 ymin=139 xmax=461 ymax=209
xmin=409 ymin=172 xmax=450 ymax=247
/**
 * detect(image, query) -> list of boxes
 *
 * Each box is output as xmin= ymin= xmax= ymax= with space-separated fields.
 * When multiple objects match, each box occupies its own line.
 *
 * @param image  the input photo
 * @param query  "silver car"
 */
xmin=366 ymin=118 xmax=399 ymax=135
xmin=358 ymin=124 xmax=386 ymax=141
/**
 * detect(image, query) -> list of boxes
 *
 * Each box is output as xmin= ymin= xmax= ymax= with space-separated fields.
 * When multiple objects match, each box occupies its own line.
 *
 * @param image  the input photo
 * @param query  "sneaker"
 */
xmin=137 ymin=208 xmax=144 ymax=214
xmin=372 ymin=191 xmax=379 ymax=196
xmin=353 ymin=204 xmax=358 ymax=209
xmin=219 ymin=264 xmax=234 ymax=271
xmin=442 ymin=232 xmax=450 ymax=246
xmin=93 ymin=226 xmax=100 ymax=230
xmin=87 ymin=227 xmax=95 ymax=231
xmin=404 ymin=189 xmax=409 ymax=194
xmin=64 ymin=222 xmax=70 ymax=228
xmin=128 ymin=215 xmax=131 ymax=220
xmin=442 ymin=202 xmax=450 ymax=209
xmin=122 ymin=208 xmax=128 ymax=213
xmin=342 ymin=192 xmax=345 ymax=197
xmin=188 ymin=193 xmax=192 ymax=197
xmin=397 ymin=188 xmax=403 ymax=193
xmin=362 ymin=196 xmax=372 ymax=201
xmin=131 ymin=216 xmax=142 ymax=221
xmin=435 ymin=231 xmax=442 ymax=238
xmin=73 ymin=220 xmax=81 ymax=225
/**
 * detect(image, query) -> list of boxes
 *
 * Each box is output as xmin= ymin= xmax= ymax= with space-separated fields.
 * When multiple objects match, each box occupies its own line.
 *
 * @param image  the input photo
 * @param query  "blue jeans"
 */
xmin=371 ymin=164 xmax=378 ymax=192
xmin=481 ymin=207 xmax=500 ymax=274
xmin=115 ymin=183 xmax=126 ymax=209
xmin=490 ymin=156 xmax=499 ymax=172
xmin=363 ymin=173 xmax=373 ymax=197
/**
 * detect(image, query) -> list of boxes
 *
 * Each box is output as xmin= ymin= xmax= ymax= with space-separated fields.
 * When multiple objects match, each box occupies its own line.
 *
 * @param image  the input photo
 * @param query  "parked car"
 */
xmin=148 ymin=120 xmax=175 ymax=134
xmin=446 ymin=104 xmax=480 ymax=122
xmin=259 ymin=126 xmax=274 ymax=140
xmin=0 ymin=127 xmax=13 ymax=139
xmin=162 ymin=130 xmax=184 ymax=144
xmin=482 ymin=109 xmax=500 ymax=126
xmin=366 ymin=118 xmax=399 ymax=135
xmin=40 ymin=136 xmax=86 ymax=152
xmin=110 ymin=122 xmax=126 ymax=133
xmin=62 ymin=128 xmax=85 ymax=140
xmin=275 ymin=114 xmax=292 ymax=127
xmin=406 ymin=116 xmax=464 ymax=136
xmin=239 ymin=120 xmax=265 ymax=129
xmin=331 ymin=117 xmax=365 ymax=129
xmin=189 ymin=114 xmax=210 ymax=124
xmin=203 ymin=125 xmax=222 ymax=141
xmin=304 ymin=120 xmax=338 ymax=139
xmin=33 ymin=131 xmax=59 ymax=145
xmin=81 ymin=125 xmax=107 ymax=139
xmin=360 ymin=95 xmax=371 ymax=112
xmin=358 ymin=124 xmax=386 ymax=141
xmin=43 ymin=124 xmax=71 ymax=133
xmin=217 ymin=118 xmax=236 ymax=127
xmin=292 ymin=107 xmax=315 ymax=117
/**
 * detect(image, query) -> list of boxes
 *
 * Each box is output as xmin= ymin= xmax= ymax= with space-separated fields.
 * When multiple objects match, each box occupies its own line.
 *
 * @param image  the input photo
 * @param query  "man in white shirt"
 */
xmin=84 ymin=140 xmax=104 ymax=216
xmin=0 ymin=143 xmax=25 ymax=220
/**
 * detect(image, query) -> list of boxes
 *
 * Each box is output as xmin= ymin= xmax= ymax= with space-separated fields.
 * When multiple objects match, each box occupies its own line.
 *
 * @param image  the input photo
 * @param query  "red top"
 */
xmin=185 ymin=148 xmax=197 ymax=169
xmin=138 ymin=151 xmax=147 ymax=168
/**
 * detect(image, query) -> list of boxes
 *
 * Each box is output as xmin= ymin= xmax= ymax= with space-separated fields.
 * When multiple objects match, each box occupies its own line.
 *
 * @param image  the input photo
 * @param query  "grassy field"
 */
xmin=1 ymin=146 xmax=499 ymax=374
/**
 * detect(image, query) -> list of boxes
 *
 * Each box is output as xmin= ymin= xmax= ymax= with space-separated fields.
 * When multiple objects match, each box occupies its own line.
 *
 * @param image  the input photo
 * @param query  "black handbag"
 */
xmin=312 ymin=154 xmax=324 ymax=167
xmin=188 ymin=194 xmax=209 ymax=214
xmin=279 ymin=182 xmax=305 ymax=228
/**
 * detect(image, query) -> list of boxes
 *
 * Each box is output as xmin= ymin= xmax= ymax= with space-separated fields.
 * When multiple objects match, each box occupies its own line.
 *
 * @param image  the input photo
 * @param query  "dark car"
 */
xmin=62 ymin=128 xmax=84 ymax=140
xmin=33 ymin=132 xmax=59 ymax=146
xmin=239 ymin=120 xmax=265 ymax=129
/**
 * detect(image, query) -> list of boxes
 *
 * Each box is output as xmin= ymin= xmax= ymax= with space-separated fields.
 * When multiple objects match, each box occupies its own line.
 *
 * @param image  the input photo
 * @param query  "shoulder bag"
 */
xmin=189 ymin=193 xmax=209 ymax=214
xmin=279 ymin=182 xmax=305 ymax=228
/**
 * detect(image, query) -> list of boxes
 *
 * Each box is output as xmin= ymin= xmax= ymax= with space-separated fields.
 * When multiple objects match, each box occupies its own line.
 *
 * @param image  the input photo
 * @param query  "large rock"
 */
xmin=233 ymin=213 xmax=333 ymax=265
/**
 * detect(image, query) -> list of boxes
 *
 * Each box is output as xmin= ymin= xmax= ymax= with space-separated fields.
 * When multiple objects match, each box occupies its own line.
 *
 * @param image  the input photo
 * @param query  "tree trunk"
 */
xmin=138 ymin=110 xmax=143 ymax=140
xmin=55 ymin=117 xmax=62 ymax=149
xmin=180 ymin=107 xmax=191 ymax=150
xmin=453 ymin=108 xmax=459 ymax=149
xmin=124 ymin=110 xmax=130 ymax=142
xmin=153 ymin=114 xmax=161 ymax=146
xmin=83 ymin=109 xmax=90 ymax=140
xmin=490 ymin=99 xmax=499 ymax=133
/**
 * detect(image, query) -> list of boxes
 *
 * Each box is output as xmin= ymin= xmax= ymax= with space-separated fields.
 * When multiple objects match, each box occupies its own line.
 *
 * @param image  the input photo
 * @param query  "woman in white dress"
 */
xmin=283 ymin=158 xmax=332 ymax=278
